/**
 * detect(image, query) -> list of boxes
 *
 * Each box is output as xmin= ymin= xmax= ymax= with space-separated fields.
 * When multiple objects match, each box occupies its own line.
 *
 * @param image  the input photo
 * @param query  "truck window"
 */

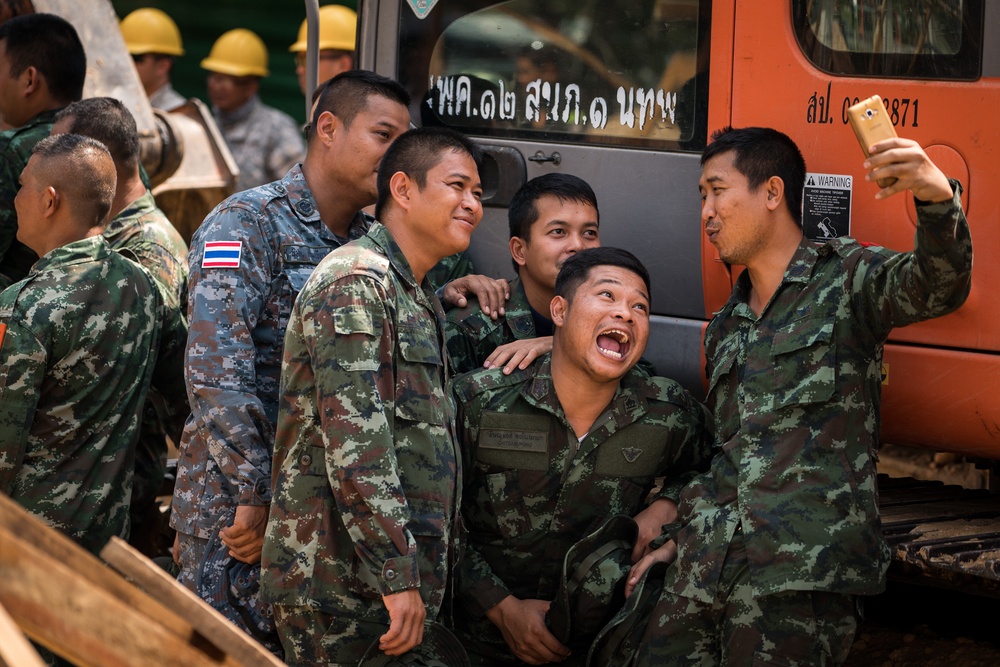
xmin=793 ymin=0 xmax=983 ymax=80
xmin=397 ymin=0 xmax=712 ymax=151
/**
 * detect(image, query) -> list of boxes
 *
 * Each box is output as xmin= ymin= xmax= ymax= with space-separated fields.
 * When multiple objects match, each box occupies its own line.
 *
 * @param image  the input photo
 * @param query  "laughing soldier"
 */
xmin=451 ymin=247 xmax=711 ymax=666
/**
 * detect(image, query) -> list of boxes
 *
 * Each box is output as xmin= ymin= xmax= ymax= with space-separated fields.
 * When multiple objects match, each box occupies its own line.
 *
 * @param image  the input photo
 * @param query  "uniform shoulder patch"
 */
xmin=202 ymin=241 xmax=243 ymax=268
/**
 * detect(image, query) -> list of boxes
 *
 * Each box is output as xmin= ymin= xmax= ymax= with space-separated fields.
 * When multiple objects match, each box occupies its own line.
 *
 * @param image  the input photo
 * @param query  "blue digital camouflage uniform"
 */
xmin=452 ymin=355 xmax=710 ymax=665
xmin=0 ymin=109 xmax=59 ymax=288
xmin=0 ymin=235 xmax=160 ymax=555
xmin=261 ymin=222 xmax=461 ymax=667
xmin=446 ymin=275 xmax=535 ymax=375
xmin=105 ymin=191 xmax=190 ymax=544
xmin=214 ymin=95 xmax=305 ymax=191
xmin=636 ymin=182 xmax=973 ymax=666
xmin=170 ymin=164 xmax=369 ymax=650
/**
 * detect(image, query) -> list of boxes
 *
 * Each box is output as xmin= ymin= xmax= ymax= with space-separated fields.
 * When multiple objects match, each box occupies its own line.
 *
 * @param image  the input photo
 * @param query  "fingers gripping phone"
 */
xmin=847 ymin=95 xmax=898 ymax=188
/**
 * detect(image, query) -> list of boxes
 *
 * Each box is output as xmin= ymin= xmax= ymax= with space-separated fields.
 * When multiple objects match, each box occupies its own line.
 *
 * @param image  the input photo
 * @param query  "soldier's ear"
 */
xmin=42 ymin=186 xmax=59 ymax=218
xmin=550 ymin=295 xmax=568 ymax=327
xmin=20 ymin=66 xmax=40 ymax=97
xmin=389 ymin=171 xmax=412 ymax=210
xmin=313 ymin=110 xmax=338 ymax=143
xmin=509 ymin=236 xmax=528 ymax=269
xmin=764 ymin=176 xmax=784 ymax=212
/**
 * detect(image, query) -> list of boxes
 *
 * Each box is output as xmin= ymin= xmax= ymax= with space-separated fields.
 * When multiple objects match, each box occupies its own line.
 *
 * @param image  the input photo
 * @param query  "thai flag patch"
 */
xmin=203 ymin=241 xmax=243 ymax=268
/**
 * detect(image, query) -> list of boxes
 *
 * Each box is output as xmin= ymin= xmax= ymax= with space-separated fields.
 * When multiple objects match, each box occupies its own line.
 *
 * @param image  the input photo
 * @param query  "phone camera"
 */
xmin=865 ymin=109 xmax=875 ymax=119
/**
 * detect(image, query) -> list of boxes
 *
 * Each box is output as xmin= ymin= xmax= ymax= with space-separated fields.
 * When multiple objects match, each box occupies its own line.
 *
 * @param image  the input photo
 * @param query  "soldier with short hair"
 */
xmin=633 ymin=126 xmax=973 ymax=666
xmin=452 ymin=247 xmax=710 ymax=666
xmin=0 ymin=13 xmax=86 ymax=287
xmin=446 ymin=173 xmax=601 ymax=376
xmin=0 ymin=133 xmax=159 ymax=556
xmin=170 ymin=70 xmax=412 ymax=654
xmin=262 ymin=127 xmax=484 ymax=665
xmin=52 ymin=97 xmax=190 ymax=556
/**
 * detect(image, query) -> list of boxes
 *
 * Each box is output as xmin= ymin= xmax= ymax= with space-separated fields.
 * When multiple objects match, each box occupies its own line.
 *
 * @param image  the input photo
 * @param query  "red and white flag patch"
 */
xmin=203 ymin=241 xmax=243 ymax=269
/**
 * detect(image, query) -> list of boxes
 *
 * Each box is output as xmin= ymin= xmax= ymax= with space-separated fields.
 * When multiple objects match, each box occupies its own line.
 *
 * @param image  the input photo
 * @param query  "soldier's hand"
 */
xmin=484 ymin=336 xmax=553 ymax=374
xmin=865 ymin=137 xmax=953 ymax=203
xmin=485 ymin=595 xmax=571 ymax=665
xmin=631 ymin=498 xmax=678 ymax=563
xmin=442 ymin=274 xmax=510 ymax=319
xmin=220 ymin=504 xmax=269 ymax=564
xmin=380 ymin=589 xmax=426 ymax=656
xmin=625 ymin=540 xmax=676 ymax=599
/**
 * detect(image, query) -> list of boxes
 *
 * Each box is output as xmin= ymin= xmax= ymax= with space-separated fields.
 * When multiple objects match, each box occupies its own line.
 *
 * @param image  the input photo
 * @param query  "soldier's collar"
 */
xmin=368 ymin=222 xmax=420 ymax=289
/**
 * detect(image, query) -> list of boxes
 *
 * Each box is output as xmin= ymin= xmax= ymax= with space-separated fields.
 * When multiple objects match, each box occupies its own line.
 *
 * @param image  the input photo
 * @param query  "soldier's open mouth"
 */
xmin=597 ymin=329 xmax=630 ymax=360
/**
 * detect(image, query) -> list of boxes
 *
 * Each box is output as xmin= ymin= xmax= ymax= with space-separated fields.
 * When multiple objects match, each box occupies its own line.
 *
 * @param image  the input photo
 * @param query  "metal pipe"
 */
xmin=304 ymin=0 xmax=320 ymax=121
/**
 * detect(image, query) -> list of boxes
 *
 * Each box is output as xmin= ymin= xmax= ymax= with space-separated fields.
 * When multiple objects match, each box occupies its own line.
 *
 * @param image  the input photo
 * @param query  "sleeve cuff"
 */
xmin=378 ymin=554 xmax=421 ymax=595
xmin=238 ymin=477 xmax=272 ymax=505
xmin=460 ymin=573 xmax=512 ymax=618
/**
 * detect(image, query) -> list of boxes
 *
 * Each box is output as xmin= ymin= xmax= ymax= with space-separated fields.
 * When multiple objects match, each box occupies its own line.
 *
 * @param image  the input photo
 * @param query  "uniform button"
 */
xmin=385 ymin=569 xmax=396 ymax=581
xmin=255 ymin=480 xmax=268 ymax=495
xmin=299 ymin=453 xmax=312 ymax=466
xmin=274 ymin=184 xmax=286 ymax=194
xmin=297 ymin=199 xmax=314 ymax=215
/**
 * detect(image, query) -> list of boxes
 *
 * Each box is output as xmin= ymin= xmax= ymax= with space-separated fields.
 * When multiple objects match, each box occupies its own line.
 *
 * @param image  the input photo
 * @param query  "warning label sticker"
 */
xmin=803 ymin=172 xmax=852 ymax=241
xmin=406 ymin=0 xmax=440 ymax=19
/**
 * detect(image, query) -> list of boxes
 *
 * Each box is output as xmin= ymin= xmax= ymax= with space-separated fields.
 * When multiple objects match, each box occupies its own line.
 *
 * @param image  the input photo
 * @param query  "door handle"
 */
xmin=527 ymin=150 xmax=561 ymax=166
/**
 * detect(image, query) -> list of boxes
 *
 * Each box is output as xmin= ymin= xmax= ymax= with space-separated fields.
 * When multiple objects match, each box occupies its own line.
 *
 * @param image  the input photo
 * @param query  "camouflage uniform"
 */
xmin=105 ymin=191 xmax=190 ymax=548
xmin=452 ymin=355 xmax=710 ymax=666
xmin=446 ymin=276 xmax=535 ymax=375
xmin=213 ymin=95 xmax=305 ymax=191
xmin=0 ymin=235 xmax=159 ymax=555
xmin=0 ymin=109 xmax=59 ymax=288
xmin=636 ymin=182 xmax=973 ymax=666
xmin=261 ymin=222 xmax=461 ymax=667
xmin=169 ymin=164 xmax=368 ymax=643
xmin=149 ymin=83 xmax=186 ymax=111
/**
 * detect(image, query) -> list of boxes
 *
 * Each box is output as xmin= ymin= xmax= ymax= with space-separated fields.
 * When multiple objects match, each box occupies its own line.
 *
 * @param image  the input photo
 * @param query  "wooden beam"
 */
xmin=101 ymin=537 xmax=285 ymax=667
xmin=0 ymin=599 xmax=46 ymax=667
xmin=0 ymin=524 xmax=227 ymax=667
xmin=0 ymin=494 xmax=196 ymax=641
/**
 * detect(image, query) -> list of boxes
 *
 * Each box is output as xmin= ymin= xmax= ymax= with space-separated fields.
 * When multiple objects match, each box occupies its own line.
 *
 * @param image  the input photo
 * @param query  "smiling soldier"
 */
xmin=262 ymin=127 xmax=484 ymax=665
xmin=451 ymin=247 xmax=711 ymax=666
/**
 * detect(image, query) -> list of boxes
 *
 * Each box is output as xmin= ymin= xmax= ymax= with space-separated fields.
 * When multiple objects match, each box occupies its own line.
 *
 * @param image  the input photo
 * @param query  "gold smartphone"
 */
xmin=847 ymin=95 xmax=898 ymax=188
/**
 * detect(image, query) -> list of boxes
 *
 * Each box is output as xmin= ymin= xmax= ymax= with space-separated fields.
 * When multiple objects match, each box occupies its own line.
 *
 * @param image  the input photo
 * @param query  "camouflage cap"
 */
xmin=585 ymin=559 xmax=668 ymax=667
xmin=197 ymin=509 xmax=280 ymax=651
xmin=546 ymin=515 xmax=638 ymax=647
xmin=358 ymin=622 xmax=470 ymax=667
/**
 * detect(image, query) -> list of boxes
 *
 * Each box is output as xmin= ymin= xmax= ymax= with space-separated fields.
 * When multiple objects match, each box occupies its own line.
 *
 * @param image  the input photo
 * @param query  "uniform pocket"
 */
xmin=395 ymin=324 xmax=446 ymax=425
xmin=485 ymin=470 xmax=533 ymax=540
xmin=771 ymin=318 xmax=836 ymax=408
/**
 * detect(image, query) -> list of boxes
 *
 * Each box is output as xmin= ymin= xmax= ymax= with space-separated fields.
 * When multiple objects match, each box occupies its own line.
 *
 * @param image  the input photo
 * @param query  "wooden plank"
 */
xmin=0 ymin=599 xmax=46 ymax=667
xmin=101 ymin=537 xmax=285 ymax=667
xmin=0 ymin=525 xmax=227 ymax=667
xmin=0 ymin=494 xmax=196 ymax=641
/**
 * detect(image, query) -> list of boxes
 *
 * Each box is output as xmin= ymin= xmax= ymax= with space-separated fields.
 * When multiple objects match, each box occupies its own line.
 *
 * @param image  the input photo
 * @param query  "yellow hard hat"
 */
xmin=289 ymin=5 xmax=357 ymax=53
xmin=201 ymin=29 xmax=269 ymax=78
xmin=120 ymin=8 xmax=184 ymax=57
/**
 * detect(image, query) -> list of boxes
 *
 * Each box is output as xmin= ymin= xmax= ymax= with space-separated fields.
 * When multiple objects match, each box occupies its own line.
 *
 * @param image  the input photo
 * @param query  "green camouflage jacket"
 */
xmin=446 ymin=275 xmax=535 ymax=375
xmin=452 ymin=354 xmax=710 ymax=638
xmin=105 ymin=191 xmax=190 ymax=508
xmin=668 ymin=181 xmax=973 ymax=603
xmin=262 ymin=222 xmax=461 ymax=630
xmin=0 ymin=235 xmax=160 ymax=554
xmin=0 ymin=109 xmax=59 ymax=287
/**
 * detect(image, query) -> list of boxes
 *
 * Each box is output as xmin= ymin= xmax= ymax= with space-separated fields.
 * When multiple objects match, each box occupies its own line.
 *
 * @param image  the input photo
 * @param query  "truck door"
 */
xmin=358 ymin=0 xmax=724 ymax=393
